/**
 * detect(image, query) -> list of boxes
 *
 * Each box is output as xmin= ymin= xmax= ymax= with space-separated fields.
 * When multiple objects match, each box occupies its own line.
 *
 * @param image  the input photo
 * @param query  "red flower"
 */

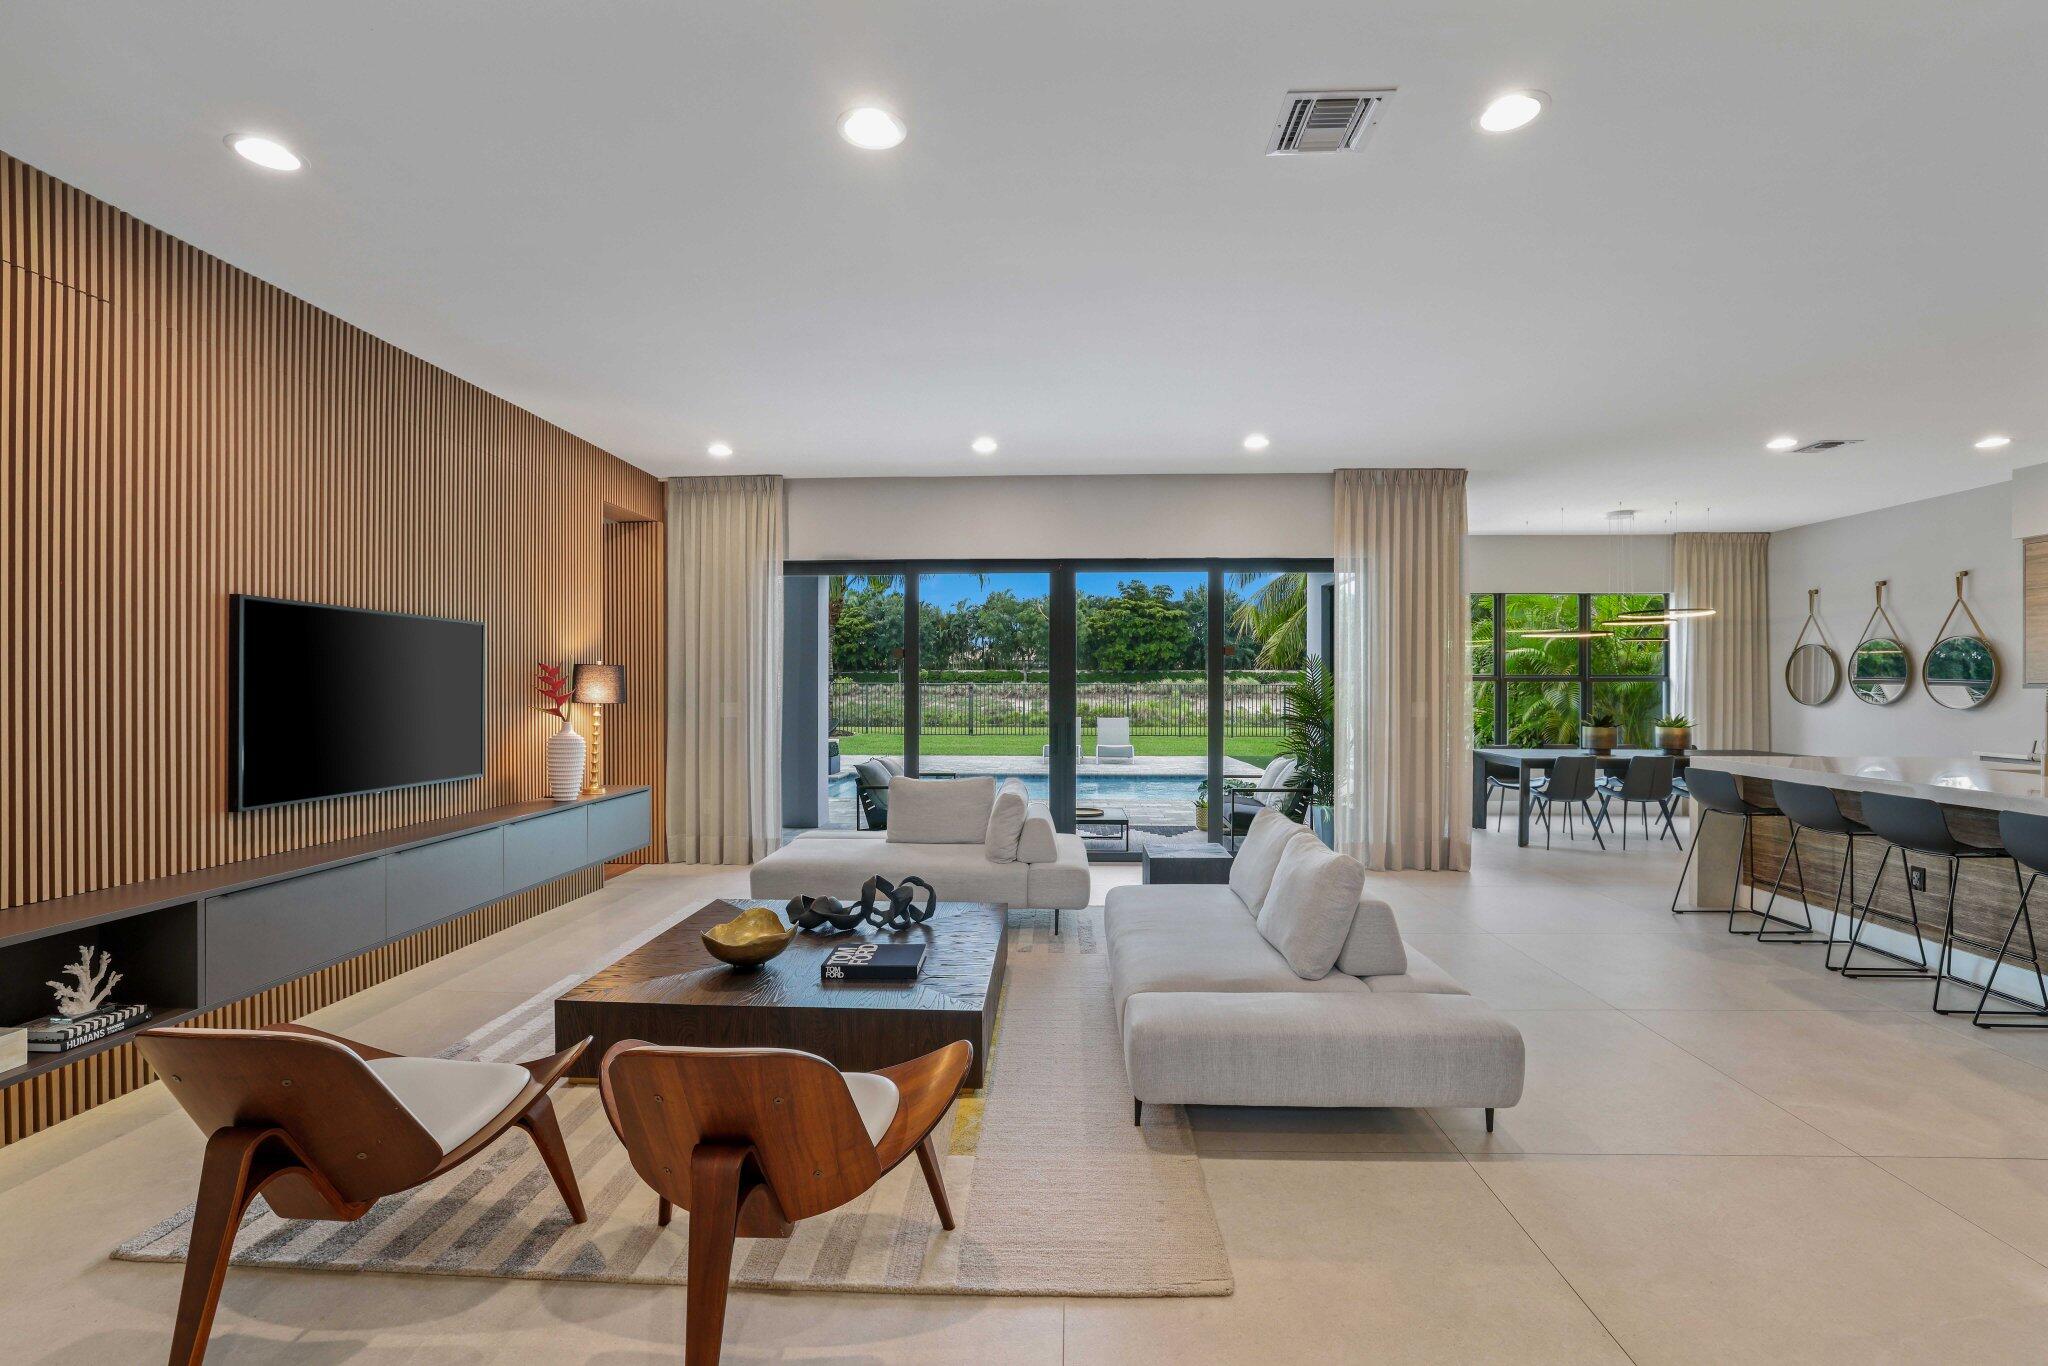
xmin=534 ymin=662 xmax=576 ymax=719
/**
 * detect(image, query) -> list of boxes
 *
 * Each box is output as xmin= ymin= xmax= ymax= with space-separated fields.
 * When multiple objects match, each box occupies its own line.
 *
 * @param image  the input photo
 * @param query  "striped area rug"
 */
xmin=113 ymin=906 xmax=1233 ymax=1298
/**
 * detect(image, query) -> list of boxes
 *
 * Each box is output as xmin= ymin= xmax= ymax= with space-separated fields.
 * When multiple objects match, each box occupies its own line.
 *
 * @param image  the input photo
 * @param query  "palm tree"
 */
xmin=1227 ymin=572 xmax=1307 ymax=668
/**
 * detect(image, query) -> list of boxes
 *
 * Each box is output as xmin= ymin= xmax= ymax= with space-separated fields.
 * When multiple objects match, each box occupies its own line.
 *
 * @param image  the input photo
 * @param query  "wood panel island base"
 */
xmin=555 ymin=901 xmax=1007 ymax=1088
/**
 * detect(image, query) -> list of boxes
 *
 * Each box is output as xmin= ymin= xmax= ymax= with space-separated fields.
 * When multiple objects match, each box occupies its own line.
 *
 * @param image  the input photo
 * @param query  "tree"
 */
xmin=1079 ymin=582 xmax=1191 ymax=672
xmin=1228 ymin=572 xmax=1308 ymax=668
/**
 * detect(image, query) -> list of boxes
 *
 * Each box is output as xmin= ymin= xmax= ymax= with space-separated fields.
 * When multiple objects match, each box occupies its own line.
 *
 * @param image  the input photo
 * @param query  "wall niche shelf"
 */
xmin=0 ymin=787 xmax=652 ymax=1091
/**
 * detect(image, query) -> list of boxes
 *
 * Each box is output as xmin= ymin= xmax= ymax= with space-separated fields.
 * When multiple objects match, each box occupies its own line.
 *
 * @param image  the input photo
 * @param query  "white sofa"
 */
xmin=1107 ymin=810 xmax=1525 ymax=1128
xmin=752 ymin=776 xmax=1092 ymax=933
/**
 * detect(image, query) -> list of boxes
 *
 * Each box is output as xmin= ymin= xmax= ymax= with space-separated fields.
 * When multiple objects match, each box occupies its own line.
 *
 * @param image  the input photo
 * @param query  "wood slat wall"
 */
xmin=604 ymin=518 xmax=666 ymax=864
xmin=0 ymin=151 xmax=666 ymax=1138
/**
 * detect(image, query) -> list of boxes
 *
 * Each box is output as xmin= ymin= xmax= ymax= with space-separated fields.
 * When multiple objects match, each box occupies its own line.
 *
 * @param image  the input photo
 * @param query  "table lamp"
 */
xmin=573 ymin=662 xmax=625 ymax=796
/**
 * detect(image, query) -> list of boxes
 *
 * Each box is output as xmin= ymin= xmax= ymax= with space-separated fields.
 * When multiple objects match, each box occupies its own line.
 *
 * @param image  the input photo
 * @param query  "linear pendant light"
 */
xmin=1596 ymin=508 xmax=1713 ymax=626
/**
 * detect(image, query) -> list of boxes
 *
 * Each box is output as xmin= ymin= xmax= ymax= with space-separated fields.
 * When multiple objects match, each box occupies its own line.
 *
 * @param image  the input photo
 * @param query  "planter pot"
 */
xmin=1193 ymin=800 xmax=1209 ymax=827
xmin=1311 ymin=804 xmax=1335 ymax=848
xmin=1654 ymin=726 xmax=1693 ymax=753
xmin=546 ymin=717 xmax=587 ymax=801
xmin=1580 ymin=725 xmax=1620 ymax=754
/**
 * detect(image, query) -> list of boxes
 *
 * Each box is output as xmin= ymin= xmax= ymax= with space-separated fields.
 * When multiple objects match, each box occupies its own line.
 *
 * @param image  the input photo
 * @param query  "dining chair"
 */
xmin=137 ymin=1023 xmax=589 ymax=1366
xmin=1529 ymin=755 xmax=1605 ymax=850
xmin=600 ymin=1039 xmax=973 ymax=1365
xmin=1595 ymin=755 xmax=1682 ymax=850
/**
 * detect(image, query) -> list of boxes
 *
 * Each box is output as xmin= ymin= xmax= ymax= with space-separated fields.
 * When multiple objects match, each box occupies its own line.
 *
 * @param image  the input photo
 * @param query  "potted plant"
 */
xmin=1579 ymin=710 xmax=1620 ymax=754
xmin=1281 ymin=658 xmax=1336 ymax=844
xmin=1653 ymin=712 xmax=1694 ymax=753
xmin=1193 ymin=777 xmax=1252 ymax=828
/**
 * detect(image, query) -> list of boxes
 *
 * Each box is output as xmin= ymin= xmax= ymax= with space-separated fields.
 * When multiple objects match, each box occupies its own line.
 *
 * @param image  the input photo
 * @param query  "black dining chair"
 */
xmin=1530 ymin=755 xmax=1605 ymax=850
xmin=1848 ymin=791 xmax=2009 ymax=1013
xmin=1667 ymin=767 xmax=1786 ymax=932
xmin=1595 ymin=756 xmax=1682 ymax=851
xmin=1972 ymin=810 xmax=2048 ymax=1028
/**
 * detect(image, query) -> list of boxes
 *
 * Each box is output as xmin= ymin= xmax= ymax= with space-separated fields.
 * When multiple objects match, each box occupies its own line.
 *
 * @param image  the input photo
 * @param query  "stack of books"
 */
xmin=23 ymin=1002 xmax=153 ymax=1054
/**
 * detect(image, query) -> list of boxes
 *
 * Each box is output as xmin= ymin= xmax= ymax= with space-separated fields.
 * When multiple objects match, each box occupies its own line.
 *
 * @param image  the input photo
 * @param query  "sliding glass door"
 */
xmin=914 ymin=570 xmax=1053 ymax=793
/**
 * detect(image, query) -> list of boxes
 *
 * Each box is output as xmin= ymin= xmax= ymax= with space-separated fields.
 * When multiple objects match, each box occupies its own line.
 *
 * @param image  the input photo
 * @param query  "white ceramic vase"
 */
xmin=547 ymin=716 xmax=587 ymax=801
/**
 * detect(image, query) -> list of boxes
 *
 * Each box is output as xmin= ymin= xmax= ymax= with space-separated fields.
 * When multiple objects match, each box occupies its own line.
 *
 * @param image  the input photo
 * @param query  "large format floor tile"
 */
xmin=1497 ymin=930 xmax=1912 ymax=1011
xmin=1397 ymin=931 xmax=1611 ymax=1010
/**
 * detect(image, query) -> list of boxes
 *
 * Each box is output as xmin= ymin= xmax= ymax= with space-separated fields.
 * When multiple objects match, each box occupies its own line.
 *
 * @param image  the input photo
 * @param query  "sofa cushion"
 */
xmin=1104 ymin=887 xmax=1367 ymax=1024
xmin=1364 ymin=945 xmax=1467 ymax=995
xmin=1337 ymin=897 xmax=1408 ymax=978
xmin=985 ymin=777 xmax=1030 ymax=863
xmin=364 ymin=1056 xmax=531 ymax=1155
xmin=887 ymin=776 xmax=997 ymax=845
xmin=1257 ymin=755 xmax=1297 ymax=793
xmin=1023 ymin=833 xmax=1091 ymax=908
xmin=1228 ymin=808 xmax=1305 ymax=913
xmin=750 ymin=836 xmax=1029 ymax=904
xmin=1120 ymin=991 xmax=1525 ymax=1109
xmin=1017 ymin=801 xmax=1059 ymax=863
xmin=1255 ymin=834 xmax=1363 ymax=980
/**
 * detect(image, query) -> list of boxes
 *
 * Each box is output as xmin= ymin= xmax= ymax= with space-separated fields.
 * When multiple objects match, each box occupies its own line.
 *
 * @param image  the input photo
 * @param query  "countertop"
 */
xmin=1686 ymin=753 xmax=2048 ymax=817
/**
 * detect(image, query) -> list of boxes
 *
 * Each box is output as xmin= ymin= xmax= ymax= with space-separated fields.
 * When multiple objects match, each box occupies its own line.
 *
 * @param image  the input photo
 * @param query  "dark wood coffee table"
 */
xmin=555 ymin=899 xmax=1008 ymax=1088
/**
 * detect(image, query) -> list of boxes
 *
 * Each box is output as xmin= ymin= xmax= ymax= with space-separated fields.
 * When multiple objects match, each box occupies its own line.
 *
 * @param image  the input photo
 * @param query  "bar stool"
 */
xmin=1764 ymin=780 xmax=1874 ymax=949
xmin=1667 ymin=767 xmax=1784 ymax=932
xmin=1967 ymin=810 xmax=2048 ymax=1027
xmin=1849 ymin=792 xmax=2009 ymax=1012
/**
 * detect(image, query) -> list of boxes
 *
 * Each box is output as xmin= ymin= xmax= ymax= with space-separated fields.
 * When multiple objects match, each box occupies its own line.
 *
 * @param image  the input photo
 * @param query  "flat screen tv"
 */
xmin=232 ymin=595 xmax=486 ymax=810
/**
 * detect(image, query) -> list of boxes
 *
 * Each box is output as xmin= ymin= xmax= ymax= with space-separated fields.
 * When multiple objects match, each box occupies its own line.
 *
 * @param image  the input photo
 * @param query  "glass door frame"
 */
xmin=789 ymin=556 xmax=1332 ymax=854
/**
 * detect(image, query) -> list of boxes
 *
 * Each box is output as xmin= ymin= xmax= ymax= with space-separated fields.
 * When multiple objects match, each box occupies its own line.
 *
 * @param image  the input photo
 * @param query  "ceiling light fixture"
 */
xmin=1977 ymin=434 xmax=2013 ymax=450
xmin=971 ymin=436 xmax=999 ymax=455
xmin=706 ymin=442 xmax=733 ymax=459
xmin=1766 ymin=435 xmax=1799 ymax=452
xmin=839 ymin=107 xmax=906 ymax=150
xmin=1478 ymin=91 xmax=1545 ymax=133
xmin=1242 ymin=433 xmax=1271 ymax=452
xmin=227 ymin=134 xmax=302 ymax=171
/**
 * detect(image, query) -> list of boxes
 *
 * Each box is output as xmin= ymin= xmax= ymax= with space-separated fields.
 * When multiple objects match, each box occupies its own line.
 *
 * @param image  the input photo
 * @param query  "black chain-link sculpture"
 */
xmin=785 ymin=894 xmax=870 ymax=933
xmin=859 ymin=875 xmax=940 ymax=931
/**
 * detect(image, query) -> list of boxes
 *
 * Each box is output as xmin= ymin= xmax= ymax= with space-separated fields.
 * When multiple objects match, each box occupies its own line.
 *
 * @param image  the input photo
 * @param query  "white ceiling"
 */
xmin=2 ymin=1 xmax=2042 ymax=532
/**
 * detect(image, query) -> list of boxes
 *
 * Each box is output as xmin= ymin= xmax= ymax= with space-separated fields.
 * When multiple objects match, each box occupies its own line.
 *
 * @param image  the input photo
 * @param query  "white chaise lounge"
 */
xmin=1106 ymin=809 xmax=1526 ymax=1129
xmin=1094 ymin=717 xmax=1136 ymax=762
xmin=752 ymin=776 xmax=1092 ymax=933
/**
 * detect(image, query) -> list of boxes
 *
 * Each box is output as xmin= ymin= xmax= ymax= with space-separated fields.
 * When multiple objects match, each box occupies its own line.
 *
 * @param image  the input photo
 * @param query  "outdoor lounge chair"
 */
xmin=1095 ymin=717 xmax=1136 ymax=762
xmin=1226 ymin=755 xmax=1312 ymax=844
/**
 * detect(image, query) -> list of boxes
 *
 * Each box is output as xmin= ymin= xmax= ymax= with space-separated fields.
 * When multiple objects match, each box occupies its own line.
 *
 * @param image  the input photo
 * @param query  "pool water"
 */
xmin=830 ymin=771 xmax=1201 ymax=802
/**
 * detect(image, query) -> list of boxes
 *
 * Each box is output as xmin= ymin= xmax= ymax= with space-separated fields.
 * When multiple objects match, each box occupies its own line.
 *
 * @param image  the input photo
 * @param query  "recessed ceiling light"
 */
xmin=706 ymin=441 xmax=733 ymax=459
xmin=1242 ymin=433 xmax=1271 ymax=452
xmin=839 ymin=107 xmax=906 ymax=151
xmin=971 ymin=436 xmax=999 ymax=455
xmin=1478 ymin=91 xmax=1546 ymax=133
xmin=1765 ymin=435 xmax=1799 ymax=451
xmin=227 ymin=134 xmax=302 ymax=171
xmin=1976 ymin=434 xmax=2013 ymax=450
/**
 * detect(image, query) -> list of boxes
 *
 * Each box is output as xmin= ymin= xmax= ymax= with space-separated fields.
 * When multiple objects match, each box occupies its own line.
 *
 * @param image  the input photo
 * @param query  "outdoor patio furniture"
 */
xmin=1226 ymin=756 xmax=1310 ymax=845
xmin=1077 ymin=806 xmax=1132 ymax=851
xmin=1095 ymin=717 xmax=1137 ymax=763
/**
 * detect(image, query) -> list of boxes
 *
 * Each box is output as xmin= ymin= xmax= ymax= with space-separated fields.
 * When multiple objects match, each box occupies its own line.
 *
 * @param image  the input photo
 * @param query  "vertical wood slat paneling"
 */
xmin=604 ymin=518 xmax=666 ymax=864
xmin=0 ymin=151 xmax=667 ymax=1141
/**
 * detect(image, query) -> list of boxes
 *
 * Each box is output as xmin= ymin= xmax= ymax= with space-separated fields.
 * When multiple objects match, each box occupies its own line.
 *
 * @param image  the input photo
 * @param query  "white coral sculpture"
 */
xmin=47 ymin=945 xmax=121 ymax=1018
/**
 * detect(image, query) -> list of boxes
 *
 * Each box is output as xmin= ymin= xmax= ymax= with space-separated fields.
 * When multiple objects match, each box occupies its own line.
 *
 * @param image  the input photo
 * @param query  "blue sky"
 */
xmin=914 ymin=570 xmax=1274 ymax=611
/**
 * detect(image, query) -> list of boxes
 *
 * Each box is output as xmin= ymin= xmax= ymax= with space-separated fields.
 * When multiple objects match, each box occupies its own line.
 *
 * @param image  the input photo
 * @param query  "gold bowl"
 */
xmin=701 ymin=904 xmax=795 ymax=967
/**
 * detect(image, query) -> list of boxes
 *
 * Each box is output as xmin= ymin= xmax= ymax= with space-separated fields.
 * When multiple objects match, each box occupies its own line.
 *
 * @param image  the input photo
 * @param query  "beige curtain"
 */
xmin=1671 ymin=532 xmax=1771 ymax=750
xmin=667 ymin=475 xmax=784 ymax=863
xmin=1333 ymin=468 xmax=1470 ymax=871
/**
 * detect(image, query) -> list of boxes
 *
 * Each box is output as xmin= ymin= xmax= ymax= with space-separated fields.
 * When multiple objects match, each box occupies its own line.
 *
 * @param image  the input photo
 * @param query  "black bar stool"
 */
xmin=1763 ymin=780 xmax=1873 ymax=948
xmin=1968 ymin=810 xmax=2048 ymax=1027
xmin=1850 ymin=792 xmax=2009 ymax=1011
xmin=1668 ymin=767 xmax=1783 ymax=932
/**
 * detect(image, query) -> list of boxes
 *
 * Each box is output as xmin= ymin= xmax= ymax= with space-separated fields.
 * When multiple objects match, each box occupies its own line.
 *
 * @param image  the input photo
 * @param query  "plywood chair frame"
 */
xmin=136 ymin=1023 xmax=590 ymax=1366
xmin=599 ymin=1037 xmax=972 ymax=1366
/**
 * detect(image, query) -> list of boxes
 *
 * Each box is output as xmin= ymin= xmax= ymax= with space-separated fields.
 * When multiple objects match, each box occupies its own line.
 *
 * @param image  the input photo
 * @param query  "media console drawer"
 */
xmin=589 ymin=789 xmax=653 ymax=862
xmin=387 ymin=828 xmax=505 ymax=937
xmin=505 ymin=808 xmax=590 ymax=891
xmin=204 ymin=858 xmax=387 ymax=1006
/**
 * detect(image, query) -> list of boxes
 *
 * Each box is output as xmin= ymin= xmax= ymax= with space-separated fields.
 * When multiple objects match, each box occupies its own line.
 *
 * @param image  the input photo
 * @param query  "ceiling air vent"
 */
xmin=1267 ymin=89 xmax=1394 ymax=155
xmin=1792 ymin=439 xmax=1865 ymax=454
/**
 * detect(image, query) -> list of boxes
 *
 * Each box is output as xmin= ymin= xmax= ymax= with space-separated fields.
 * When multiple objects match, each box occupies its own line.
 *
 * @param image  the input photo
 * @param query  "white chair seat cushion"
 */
xmin=841 ymin=1071 xmax=901 ymax=1146
xmin=365 ymin=1056 xmax=531 ymax=1155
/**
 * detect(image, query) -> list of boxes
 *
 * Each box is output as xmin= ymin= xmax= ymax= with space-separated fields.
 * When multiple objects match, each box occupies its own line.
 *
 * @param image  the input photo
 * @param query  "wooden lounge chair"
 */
xmin=599 ymin=1038 xmax=972 ymax=1365
xmin=136 ymin=1023 xmax=589 ymax=1366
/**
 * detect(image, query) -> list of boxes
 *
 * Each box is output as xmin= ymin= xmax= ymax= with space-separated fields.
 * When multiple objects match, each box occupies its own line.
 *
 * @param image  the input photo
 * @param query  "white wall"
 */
xmin=785 ymin=474 xmax=1333 ymax=560
xmin=1467 ymin=535 xmax=1673 ymax=593
xmin=1769 ymin=482 xmax=2034 ymax=757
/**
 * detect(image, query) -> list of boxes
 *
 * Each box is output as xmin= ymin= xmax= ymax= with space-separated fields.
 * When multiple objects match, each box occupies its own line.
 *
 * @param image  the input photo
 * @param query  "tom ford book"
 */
xmin=821 ymin=943 xmax=926 ymax=982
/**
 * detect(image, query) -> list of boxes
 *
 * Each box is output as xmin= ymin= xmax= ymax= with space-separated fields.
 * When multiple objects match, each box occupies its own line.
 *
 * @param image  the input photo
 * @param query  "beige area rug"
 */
xmin=113 ymin=907 xmax=1233 ymax=1297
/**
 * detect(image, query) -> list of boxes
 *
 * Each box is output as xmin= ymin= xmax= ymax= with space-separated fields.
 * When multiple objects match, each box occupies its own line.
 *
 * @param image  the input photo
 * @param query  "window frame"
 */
xmin=1469 ymin=592 xmax=1669 ymax=747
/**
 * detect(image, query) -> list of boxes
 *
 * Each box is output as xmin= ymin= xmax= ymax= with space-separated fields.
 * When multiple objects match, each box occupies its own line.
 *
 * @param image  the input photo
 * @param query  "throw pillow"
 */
xmin=886 ymin=776 xmax=998 ymax=844
xmin=1256 ymin=833 xmax=1365 ymax=980
xmin=1228 ymin=807 xmax=1306 ymax=913
xmin=985 ymin=777 xmax=1031 ymax=862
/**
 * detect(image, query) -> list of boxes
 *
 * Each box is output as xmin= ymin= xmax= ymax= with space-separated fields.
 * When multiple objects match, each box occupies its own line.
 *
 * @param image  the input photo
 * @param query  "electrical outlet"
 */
xmin=1909 ymin=866 xmax=1927 ymax=891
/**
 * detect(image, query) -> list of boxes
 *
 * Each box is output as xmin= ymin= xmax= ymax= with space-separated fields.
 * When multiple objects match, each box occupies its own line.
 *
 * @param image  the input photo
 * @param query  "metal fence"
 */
xmin=829 ymin=677 xmax=1292 ymax=738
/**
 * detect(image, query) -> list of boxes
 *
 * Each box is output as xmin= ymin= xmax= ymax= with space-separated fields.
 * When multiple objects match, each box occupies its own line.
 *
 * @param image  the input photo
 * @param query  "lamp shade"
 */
xmin=573 ymin=663 xmax=625 ymax=705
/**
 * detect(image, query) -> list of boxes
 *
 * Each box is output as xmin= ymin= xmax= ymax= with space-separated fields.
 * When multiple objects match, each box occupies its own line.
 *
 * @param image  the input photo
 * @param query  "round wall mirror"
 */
xmin=1786 ymin=642 xmax=1842 ymax=705
xmin=1851 ymin=639 xmax=1911 ymax=705
xmin=1922 ymin=571 xmax=1997 ymax=709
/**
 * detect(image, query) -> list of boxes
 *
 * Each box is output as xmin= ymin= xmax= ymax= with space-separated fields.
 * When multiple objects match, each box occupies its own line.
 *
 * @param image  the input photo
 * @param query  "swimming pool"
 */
xmin=829 ymin=771 xmax=1201 ymax=802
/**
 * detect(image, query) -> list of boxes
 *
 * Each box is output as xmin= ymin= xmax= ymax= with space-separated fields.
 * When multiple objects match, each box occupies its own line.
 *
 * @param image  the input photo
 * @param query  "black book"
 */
xmin=820 ymin=942 xmax=926 ymax=983
xmin=25 ymin=1003 xmax=153 ymax=1051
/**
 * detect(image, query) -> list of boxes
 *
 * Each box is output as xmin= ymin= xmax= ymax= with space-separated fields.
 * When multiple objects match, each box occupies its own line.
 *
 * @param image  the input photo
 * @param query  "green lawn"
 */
xmin=835 ymin=730 xmax=1281 ymax=766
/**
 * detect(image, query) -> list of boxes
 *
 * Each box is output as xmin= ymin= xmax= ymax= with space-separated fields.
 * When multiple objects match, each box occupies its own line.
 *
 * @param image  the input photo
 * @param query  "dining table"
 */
xmin=1471 ymin=746 xmax=1770 ymax=848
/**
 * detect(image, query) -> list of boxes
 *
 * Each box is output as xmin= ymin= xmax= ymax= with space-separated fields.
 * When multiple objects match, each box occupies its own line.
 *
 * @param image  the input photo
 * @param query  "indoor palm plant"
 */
xmin=1280 ymin=657 xmax=1335 ymax=842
